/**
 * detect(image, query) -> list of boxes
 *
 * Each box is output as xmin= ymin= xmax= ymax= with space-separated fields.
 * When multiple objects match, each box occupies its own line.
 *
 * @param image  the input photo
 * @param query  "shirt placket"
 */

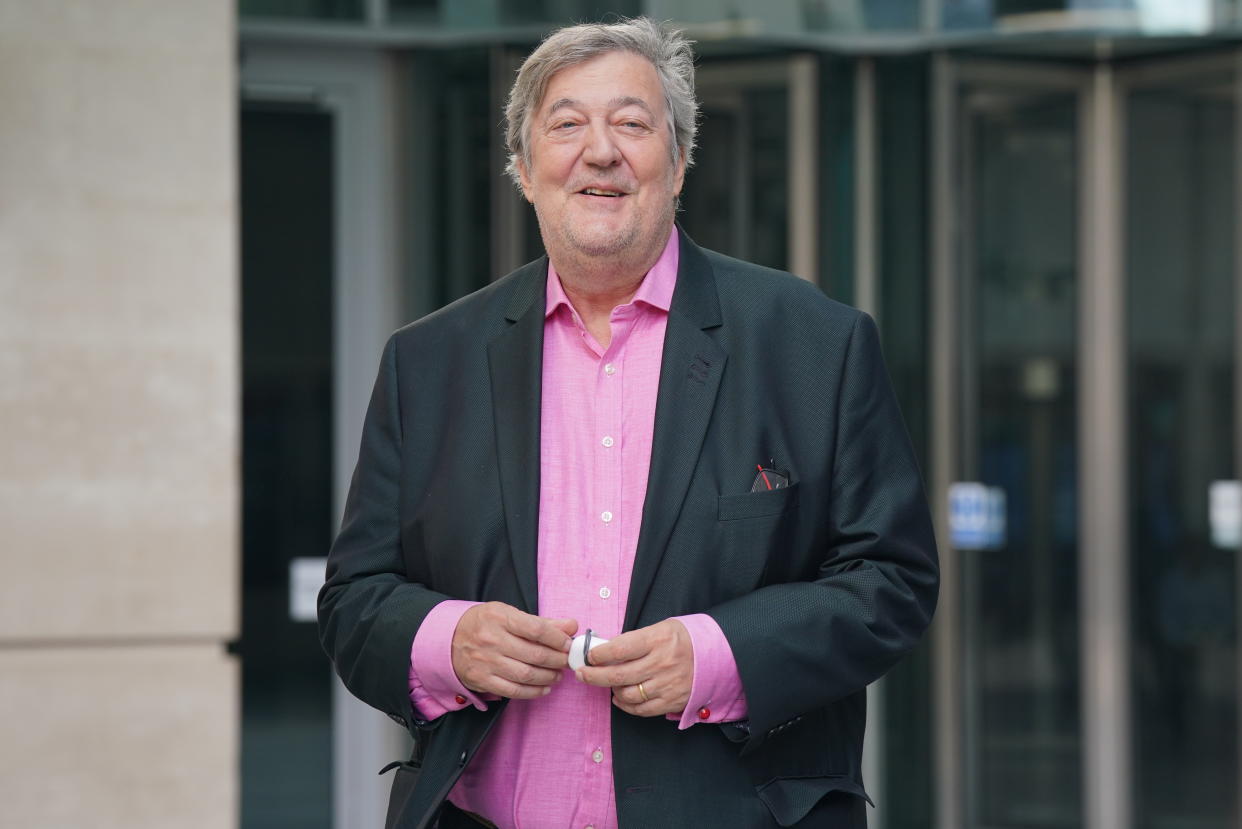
xmin=581 ymin=309 xmax=632 ymax=829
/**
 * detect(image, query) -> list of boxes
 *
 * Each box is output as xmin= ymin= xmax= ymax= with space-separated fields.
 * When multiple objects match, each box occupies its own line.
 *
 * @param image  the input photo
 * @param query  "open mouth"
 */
xmin=579 ymin=187 xmax=625 ymax=198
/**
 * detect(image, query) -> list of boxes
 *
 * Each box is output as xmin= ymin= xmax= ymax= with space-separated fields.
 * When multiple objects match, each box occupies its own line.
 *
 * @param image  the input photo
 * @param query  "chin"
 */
xmin=564 ymin=224 xmax=640 ymax=259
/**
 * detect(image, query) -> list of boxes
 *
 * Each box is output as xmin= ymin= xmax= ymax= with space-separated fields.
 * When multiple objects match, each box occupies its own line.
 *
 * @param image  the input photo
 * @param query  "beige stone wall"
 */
xmin=0 ymin=1 xmax=238 ymax=826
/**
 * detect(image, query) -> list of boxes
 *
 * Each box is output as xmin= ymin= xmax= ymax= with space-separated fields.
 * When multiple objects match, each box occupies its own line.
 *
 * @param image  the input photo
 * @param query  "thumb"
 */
xmin=548 ymin=617 xmax=579 ymax=638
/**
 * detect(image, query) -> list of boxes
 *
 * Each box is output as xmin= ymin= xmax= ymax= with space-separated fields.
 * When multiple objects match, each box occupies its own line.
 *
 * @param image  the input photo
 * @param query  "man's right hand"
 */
xmin=451 ymin=602 xmax=577 ymax=699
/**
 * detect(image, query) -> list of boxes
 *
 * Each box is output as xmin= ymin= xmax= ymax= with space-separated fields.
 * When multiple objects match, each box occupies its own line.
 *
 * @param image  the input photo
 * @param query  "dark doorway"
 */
xmin=240 ymin=104 xmax=335 ymax=829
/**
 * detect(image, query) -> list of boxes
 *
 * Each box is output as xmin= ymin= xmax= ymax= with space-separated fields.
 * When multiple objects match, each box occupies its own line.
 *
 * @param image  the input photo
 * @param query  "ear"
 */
xmin=516 ymin=158 xmax=534 ymax=203
xmin=672 ymin=147 xmax=686 ymax=197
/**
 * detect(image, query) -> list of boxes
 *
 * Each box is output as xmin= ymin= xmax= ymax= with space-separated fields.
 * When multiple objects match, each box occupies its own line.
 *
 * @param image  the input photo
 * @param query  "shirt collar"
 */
xmin=545 ymin=227 xmax=680 ymax=320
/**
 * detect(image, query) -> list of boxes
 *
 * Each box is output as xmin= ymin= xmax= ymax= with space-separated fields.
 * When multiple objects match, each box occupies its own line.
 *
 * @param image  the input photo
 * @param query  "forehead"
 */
xmin=537 ymin=50 xmax=665 ymax=114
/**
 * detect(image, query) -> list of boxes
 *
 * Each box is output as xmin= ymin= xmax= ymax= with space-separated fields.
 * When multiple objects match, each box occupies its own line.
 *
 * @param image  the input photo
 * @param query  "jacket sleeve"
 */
xmin=708 ymin=312 xmax=939 ymax=754
xmin=317 ymin=334 xmax=454 ymax=729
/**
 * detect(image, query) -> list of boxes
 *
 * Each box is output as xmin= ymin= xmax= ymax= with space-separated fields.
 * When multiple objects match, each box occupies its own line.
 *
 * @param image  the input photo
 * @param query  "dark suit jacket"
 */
xmin=318 ymin=229 xmax=939 ymax=829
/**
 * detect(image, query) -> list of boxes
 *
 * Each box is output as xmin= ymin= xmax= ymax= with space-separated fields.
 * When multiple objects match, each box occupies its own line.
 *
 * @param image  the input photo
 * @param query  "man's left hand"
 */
xmin=576 ymin=619 xmax=693 ymax=717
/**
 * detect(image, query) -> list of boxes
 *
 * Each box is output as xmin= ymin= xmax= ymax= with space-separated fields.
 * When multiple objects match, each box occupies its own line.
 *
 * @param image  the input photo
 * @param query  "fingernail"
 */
xmin=574 ymin=670 xmax=584 ymax=683
xmin=541 ymin=686 xmax=551 ymax=696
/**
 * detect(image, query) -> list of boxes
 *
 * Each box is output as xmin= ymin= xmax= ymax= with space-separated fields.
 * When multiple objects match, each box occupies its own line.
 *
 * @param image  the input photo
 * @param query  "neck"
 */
xmin=550 ymin=228 xmax=672 ymax=349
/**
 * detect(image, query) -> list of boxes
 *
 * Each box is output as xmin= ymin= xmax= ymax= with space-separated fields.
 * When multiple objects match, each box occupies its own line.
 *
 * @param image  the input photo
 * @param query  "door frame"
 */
xmin=240 ymin=42 xmax=408 ymax=829
xmin=1112 ymin=47 xmax=1241 ymax=826
xmin=694 ymin=56 xmax=820 ymax=281
xmin=934 ymin=45 xmax=1242 ymax=829
xmin=929 ymin=52 xmax=1123 ymax=829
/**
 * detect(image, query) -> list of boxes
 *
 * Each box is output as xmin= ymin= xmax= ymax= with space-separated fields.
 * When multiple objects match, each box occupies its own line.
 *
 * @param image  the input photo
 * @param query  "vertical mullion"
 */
xmin=930 ymin=50 xmax=964 ymax=829
xmin=854 ymin=57 xmax=878 ymax=321
xmin=788 ymin=54 xmax=819 ymax=281
xmin=365 ymin=0 xmax=386 ymax=26
xmin=852 ymin=55 xmax=883 ymax=829
xmin=1234 ymin=45 xmax=1242 ymax=829
xmin=1078 ymin=60 xmax=1131 ymax=829
xmin=491 ymin=46 xmax=526 ymax=278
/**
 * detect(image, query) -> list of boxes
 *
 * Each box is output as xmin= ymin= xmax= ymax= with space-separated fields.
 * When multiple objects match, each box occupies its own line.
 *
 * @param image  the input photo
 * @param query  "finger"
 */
xmin=504 ymin=610 xmax=575 ymax=652
xmin=576 ymin=657 xmax=655 ymax=689
xmin=612 ymin=692 xmax=673 ymax=718
xmin=485 ymin=677 xmax=556 ymax=700
xmin=585 ymin=628 xmax=653 ymax=666
xmin=492 ymin=656 xmax=564 ymax=688
xmin=548 ymin=617 xmax=579 ymax=638
xmin=612 ymin=680 xmax=652 ymax=708
xmin=506 ymin=637 xmax=572 ymax=671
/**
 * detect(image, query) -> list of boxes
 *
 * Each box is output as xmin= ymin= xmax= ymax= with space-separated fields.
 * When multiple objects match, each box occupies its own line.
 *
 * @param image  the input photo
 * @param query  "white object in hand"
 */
xmin=568 ymin=631 xmax=609 ymax=671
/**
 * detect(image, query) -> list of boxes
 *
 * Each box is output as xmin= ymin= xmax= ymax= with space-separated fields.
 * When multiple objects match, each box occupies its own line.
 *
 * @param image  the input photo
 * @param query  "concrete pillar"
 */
xmin=0 ymin=2 xmax=238 ymax=827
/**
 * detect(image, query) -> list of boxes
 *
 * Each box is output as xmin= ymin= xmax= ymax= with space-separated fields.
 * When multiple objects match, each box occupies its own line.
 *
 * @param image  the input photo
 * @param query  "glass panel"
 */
xmin=239 ymin=0 xmax=364 ymax=21
xmin=878 ymin=55 xmax=934 ymax=829
xmin=961 ymin=83 xmax=1082 ymax=827
xmin=388 ymin=0 xmax=438 ymax=22
xmin=402 ymin=49 xmax=498 ymax=316
xmin=1126 ymin=71 xmax=1237 ymax=829
xmin=941 ymin=0 xmax=1223 ymax=31
xmin=240 ymin=105 xmax=335 ymax=828
xmin=682 ymin=78 xmax=788 ymax=272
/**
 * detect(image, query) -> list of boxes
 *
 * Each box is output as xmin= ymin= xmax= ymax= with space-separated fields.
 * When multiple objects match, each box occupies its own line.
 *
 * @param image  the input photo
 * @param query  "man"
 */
xmin=319 ymin=17 xmax=937 ymax=829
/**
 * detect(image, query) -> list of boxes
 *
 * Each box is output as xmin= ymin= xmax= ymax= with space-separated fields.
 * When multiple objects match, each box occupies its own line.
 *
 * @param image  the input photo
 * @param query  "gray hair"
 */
xmin=503 ymin=17 xmax=698 ymax=189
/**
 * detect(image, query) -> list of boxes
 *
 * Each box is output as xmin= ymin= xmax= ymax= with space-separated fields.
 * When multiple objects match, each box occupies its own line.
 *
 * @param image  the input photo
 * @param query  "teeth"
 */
xmin=583 ymin=188 xmax=620 ymax=196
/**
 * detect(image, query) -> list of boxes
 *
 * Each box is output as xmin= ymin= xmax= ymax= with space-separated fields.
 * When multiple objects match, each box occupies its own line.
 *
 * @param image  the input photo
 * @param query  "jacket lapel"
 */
xmin=625 ymin=231 xmax=726 ymax=630
xmin=487 ymin=260 xmax=547 ymax=615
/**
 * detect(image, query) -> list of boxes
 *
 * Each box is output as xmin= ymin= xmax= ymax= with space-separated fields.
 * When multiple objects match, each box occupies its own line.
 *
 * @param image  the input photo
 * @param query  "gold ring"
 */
xmin=637 ymin=682 xmax=649 ymax=703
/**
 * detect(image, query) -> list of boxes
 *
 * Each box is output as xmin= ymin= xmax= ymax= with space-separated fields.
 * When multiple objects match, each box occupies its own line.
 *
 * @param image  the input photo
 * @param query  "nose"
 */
xmin=581 ymin=120 xmax=620 ymax=167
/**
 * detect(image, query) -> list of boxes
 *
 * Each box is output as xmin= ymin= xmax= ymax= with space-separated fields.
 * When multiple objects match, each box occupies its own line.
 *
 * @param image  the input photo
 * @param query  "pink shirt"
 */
xmin=408 ymin=230 xmax=747 ymax=828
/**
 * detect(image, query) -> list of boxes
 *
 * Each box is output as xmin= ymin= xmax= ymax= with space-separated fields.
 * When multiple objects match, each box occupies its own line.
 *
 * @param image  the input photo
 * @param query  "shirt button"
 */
xmin=601 ymin=510 xmax=613 ymax=523
xmin=599 ymin=587 xmax=611 ymax=599
xmin=454 ymin=694 xmax=467 ymax=705
xmin=698 ymin=707 xmax=711 ymax=720
xmin=604 ymin=363 xmax=616 ymax=375
xmin=592 ymin=749 xmax=604 ymax=764
xmin=601 ymin=435 xmax=615 ymax=448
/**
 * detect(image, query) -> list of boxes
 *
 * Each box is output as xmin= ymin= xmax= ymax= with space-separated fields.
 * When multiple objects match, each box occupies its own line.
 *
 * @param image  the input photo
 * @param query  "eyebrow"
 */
xmin=545 ymin=96 xmax=656 ymax=118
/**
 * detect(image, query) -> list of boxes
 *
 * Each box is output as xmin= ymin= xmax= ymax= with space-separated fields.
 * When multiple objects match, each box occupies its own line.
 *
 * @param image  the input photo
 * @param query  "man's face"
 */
xmin=517 ymin=50 xmax=686 ymax=266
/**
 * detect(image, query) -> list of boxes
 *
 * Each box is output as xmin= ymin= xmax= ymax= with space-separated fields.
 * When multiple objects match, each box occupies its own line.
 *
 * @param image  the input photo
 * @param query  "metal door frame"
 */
xmin=694 ymin=56 xmax=820 ymax=281
xmin=930 ymin=53 xmax=1114 ymax=829
xmin=1112 ymin=47 xmax=1241 ymax=826
xmin=241 ymin=42 xmax=408 ymax=829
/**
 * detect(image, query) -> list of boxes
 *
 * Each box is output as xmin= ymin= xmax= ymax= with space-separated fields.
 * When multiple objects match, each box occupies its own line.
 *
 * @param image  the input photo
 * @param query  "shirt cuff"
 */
xmin=667 ymin=613 xmax=749 ymax=729
xmin=408 ymin=600 xmax=494 ymax=720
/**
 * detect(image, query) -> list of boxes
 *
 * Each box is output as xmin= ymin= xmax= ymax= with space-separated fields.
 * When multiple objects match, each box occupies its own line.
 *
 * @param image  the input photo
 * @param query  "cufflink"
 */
xmin=568 ymin=629 xmax=609 ymax=671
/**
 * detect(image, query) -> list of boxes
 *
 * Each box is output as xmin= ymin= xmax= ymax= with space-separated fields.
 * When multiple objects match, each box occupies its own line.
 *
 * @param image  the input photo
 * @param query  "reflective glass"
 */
xmin=240 ymin=0 xmax=364 ymax=21
xmin=961 ymin=84 xmax=1082 ymax=827
xmin=681 ymin=82 xmax=789 ymax=272
xmin=878 ymin=56 xmax=934 ymax=829
xmin=388 ymin=0 xmax=437 ymax=22
xmin=941 ymin=0 xmax=1224 ymax=32
xmin=240 ymin=105 xmax=335 ymax=828
xmin=1126 ymin=72 xmax=1238 ymax=829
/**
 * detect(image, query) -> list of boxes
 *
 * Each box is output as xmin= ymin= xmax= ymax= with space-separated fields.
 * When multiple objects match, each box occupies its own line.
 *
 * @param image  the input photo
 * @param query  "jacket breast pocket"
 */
xmin=717 ymin=483 xmax=799 ymax=522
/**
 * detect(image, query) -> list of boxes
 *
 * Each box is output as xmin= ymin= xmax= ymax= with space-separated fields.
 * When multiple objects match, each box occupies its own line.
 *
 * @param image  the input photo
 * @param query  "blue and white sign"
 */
xmin=1210 ymin=480 xmax=1242 ymax=550
xmin=949 ymin=482 xmax=1007 ymax=551
xmin=289 ymin=557 xmax=327 ymax=622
